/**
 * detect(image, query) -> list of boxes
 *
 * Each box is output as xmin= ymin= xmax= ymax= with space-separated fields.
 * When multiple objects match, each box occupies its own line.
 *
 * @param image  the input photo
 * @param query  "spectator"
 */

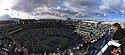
xmin=113 ymin=23 xmax=125 ymax=54
xmin=103 ymin=23 xmax=125 ymax=55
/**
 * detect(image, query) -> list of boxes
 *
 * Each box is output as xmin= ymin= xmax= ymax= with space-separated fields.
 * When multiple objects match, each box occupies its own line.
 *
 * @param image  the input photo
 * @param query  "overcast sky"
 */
xmin=0 ymin=0 xmax=125 ymax=21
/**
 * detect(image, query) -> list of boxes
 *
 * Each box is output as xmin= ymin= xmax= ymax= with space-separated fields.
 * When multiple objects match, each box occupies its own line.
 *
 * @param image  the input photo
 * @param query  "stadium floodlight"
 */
xmin=119 ymin=9 xmax=125 ymax=15
xmin=97 ymin=14 xmax=100 ymax=17
xmin=82 ymin=14 xmax=85 ymax=16
xmin=104 ymin=14 xmax=107 ymax=17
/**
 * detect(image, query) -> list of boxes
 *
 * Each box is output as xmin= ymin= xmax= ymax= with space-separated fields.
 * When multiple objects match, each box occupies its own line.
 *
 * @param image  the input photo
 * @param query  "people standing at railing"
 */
xmin=102 ymin=23 xmax=125 ymax=55
xmin=112 ymin=23 xmax=125 ymax=55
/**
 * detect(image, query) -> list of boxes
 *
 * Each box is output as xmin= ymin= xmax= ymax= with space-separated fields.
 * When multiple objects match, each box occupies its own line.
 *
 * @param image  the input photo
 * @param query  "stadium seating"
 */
xmin=0 ymin=19 xmax=111 ymax=55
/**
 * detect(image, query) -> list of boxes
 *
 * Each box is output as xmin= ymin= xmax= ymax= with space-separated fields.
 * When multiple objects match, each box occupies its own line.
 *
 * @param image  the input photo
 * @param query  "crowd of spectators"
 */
xmin=0 ymin=19 xmax=112 ymax=55
xmin=12 ymin=28 xmax=81 ymax=46
xmin=76 ymin=21 xmax=111 ymax=44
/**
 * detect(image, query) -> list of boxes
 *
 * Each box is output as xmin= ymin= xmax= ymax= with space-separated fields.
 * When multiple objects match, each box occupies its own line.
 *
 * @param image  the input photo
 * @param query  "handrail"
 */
xmin=94 ymin=29 xmax=114 ymax=54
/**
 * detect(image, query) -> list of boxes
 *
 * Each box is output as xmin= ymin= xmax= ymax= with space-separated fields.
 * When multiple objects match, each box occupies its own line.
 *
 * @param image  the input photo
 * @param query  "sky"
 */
xmin=0 ymin=0 xmax=125 ymax=21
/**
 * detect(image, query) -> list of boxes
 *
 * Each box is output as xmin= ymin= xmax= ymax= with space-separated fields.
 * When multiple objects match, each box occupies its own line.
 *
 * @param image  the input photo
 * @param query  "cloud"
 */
xmin=32 ymin=5 xmax=77 ymax=18
xmin=123 ymin=0 xmax=125 ymax=9
xmin=33 ymin=14 xmax=66 ymax=20
xmin=11 ymin=0 xmax=101 ymax=17
xmin=63 ymin=0 xmax=102 ymax=17
xmin=64 ymin=0 xmax=99 ymax=6
xmin=100 ymin=0 xmax=122 ymax=9
xmin=99 ymin=0 xmax=124 ymax=14
xmin=11 ymin=0 xmax=72 ymax=18
xmin=11 ymin=0 xmax=61 ymax=13
xmin=10 ymin=0 xmax=125 ymax=20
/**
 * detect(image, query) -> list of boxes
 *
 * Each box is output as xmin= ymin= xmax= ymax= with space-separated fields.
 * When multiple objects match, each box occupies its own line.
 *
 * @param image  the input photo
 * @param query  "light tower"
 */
xmin=119 ymin=9 xmax=125 ymax=28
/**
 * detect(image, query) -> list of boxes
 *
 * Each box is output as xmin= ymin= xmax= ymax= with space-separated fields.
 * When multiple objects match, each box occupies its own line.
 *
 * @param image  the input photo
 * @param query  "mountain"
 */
xmin=0 ymin=14 xmax=21 ymax=20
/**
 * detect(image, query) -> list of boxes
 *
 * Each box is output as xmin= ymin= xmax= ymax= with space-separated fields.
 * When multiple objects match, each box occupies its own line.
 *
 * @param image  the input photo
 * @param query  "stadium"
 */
xmin=0 ymin=19 xmax=114 ymax=55
xmin=0 ymin=0 xmax=125 ymax=55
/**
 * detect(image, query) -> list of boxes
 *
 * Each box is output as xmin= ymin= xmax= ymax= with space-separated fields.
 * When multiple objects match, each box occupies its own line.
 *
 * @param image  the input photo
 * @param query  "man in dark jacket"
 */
xmin=103 ymin=23 xmax=125 ymax=55
xmin=112 ymin=23 xmax=125 ymax=54
xmin=112 ymin=23 xmax=125 ymax=40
